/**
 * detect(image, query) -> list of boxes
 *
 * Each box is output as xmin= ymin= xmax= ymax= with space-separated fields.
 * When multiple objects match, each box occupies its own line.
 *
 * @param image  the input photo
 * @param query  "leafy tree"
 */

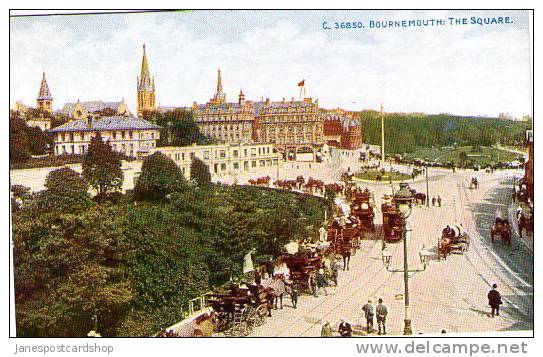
xmin=9 ymin=115 xmax=52 ymax=164
xmin=134 ymin=152 xmax=188 ymax=201
xmin=82 ymin=133 xmax=123 ymax=196
xmin=143 ymin=109 xmax=216 ymax=146
xmin=41 ymin=167 xmax=93 ymax=213
xmin=190 ymin=157 xmax=212 ymax=188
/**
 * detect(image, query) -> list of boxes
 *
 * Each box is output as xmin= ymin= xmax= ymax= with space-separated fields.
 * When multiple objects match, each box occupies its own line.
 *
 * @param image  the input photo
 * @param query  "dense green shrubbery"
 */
xmin=12 ymin=168 xmax=327 ymax=336
xmin=359 ymin=111 xmax=531 ymax=155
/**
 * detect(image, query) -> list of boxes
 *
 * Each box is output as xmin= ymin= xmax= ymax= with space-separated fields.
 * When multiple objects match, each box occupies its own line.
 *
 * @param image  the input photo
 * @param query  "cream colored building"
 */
xmin=49 ymin=116 xmax=161 ymax=157
xmin=149 ymin=142 xmax=279 ymax=179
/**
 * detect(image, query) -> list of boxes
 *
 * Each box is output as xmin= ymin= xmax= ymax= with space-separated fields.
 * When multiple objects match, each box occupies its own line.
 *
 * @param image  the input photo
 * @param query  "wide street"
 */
xmin=250 ymin=162 xmax=533 ymax=336
xmin=10 ymin=148 xmax=533 ymax=336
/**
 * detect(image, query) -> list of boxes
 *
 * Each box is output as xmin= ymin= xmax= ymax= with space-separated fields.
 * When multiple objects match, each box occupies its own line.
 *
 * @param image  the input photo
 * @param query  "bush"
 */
xmin=134 ymin=152 xmax=188 ymax=201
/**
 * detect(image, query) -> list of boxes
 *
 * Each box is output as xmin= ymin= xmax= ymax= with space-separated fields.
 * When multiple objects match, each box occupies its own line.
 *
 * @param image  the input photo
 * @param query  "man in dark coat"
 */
xmin=376 ymin=298 xmax=388 ymax=335
xmin=362 ymin=300 xmax=375 ymax=333
xmin=487 ymin=283 xmax=502 ymax=317
xmin=338 ymin=319 xmax=353 ymax=337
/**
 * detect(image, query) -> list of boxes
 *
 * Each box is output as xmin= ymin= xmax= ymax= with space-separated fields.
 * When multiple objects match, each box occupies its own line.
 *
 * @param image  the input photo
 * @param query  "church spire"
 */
xmin=36 ymin=72 xmax=53 ymax=113
xmin=137 ymin=44 xmax=156 ymax=117
xmin=210 ymin=68 xmax=226 ymax=105
xmin=37 ymin=72 xmax=52 ymax=100
xmin=138 ymin=44 xmax=152 ymax=91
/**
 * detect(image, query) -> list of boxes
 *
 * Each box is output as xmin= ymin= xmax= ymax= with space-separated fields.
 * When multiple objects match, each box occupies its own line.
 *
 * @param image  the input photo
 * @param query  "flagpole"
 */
xmin=381 ymin=103 xmax=385 ymax=168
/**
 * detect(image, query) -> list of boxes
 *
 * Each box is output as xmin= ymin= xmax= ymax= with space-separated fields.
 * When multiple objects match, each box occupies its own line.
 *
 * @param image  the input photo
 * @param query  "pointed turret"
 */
xmin=210 ymin=68 xmax=226 ymax=105
xmin=137 ymin=44 xmax=156 ymax=117
xmin=238 ymin=89 xmax=245 ymax=104
xmin=36 ymin=72 xmax=53 ymax=112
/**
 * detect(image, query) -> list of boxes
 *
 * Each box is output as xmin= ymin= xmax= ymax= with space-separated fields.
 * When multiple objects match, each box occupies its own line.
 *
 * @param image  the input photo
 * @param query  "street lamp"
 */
xmin=394 ymin=182 xmax=414 ymax=335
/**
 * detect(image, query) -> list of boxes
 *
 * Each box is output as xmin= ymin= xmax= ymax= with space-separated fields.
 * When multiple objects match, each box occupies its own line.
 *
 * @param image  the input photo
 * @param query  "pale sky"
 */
xmin=10 ymin=10 xmax=532 ymax=117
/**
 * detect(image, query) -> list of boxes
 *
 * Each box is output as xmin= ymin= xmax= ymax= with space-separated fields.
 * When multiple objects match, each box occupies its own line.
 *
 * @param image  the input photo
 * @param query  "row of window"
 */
xmin=167 ymin=146 xmax=274 ymax=163
xmin=57 ymin=131 xmax=156 ymax=142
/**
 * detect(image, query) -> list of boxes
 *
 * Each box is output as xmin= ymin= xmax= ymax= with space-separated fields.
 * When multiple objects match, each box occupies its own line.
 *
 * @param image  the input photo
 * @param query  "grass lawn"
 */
xmin=355 ymin=169 xmax=411 ymax=182
xmin=403 ymin=146 xmax=520 ymax=167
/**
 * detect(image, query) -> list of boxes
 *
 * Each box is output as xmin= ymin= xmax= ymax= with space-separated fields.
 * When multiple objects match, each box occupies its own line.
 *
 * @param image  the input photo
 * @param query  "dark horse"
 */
xmin=517 ymin=213 xmax=534 ymax=238
xmin=340 ymin=245 xmax=351 ymax=271
xmin=491 ymin=217 xmax=511 ymax=245
xmin=413 ymin=192 xmax=426 ymax=205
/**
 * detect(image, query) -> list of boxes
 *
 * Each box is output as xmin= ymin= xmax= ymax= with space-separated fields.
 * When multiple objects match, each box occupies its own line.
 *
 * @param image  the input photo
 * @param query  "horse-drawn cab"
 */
xmin=438 ymin=224 xmax=470 ymax=259
xmin=381 ymin=196 xmax=403 ymax=242
xmin=282 ymin=252 xmax=322 ymax=294
xmin=206 ymin=283 xmax=272 ymax=336
xmin=517 ymin=212 xmax=534 ymax=238
xmin=491 ymin=217 xmax=511 ymax=245
xmin=350 ymin=188 xmax=376 ymax=233
xmin=470 ymin=177 xmax=479 ymax=189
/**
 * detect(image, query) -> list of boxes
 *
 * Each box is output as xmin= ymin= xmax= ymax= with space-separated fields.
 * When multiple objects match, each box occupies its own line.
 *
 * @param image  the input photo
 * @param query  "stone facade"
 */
xmin=49 ymin=116 xmax=161 ymax=157
xmin=150 ymin=142 xmax=279 ymax=179
xmin=254 ymin=97 xmax=324 ymax=161
xmin=323 ymin=110 xmax=362 ymax=150
xmin=193 ymin=70 xmax=255 ymax=144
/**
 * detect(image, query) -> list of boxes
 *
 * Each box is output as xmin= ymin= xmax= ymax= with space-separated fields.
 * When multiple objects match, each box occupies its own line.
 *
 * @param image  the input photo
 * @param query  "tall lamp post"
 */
xmin=381 ymin=182 xmax=431 ymax=335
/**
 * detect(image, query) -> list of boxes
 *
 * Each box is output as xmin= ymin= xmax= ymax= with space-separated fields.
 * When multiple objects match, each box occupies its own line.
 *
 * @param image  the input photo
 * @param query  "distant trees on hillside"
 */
xmin=358 ymin=111 xmax=531 ymax=154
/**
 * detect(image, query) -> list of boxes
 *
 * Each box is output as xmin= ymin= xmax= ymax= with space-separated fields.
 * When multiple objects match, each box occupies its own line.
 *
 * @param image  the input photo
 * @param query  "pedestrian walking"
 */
xmin=376 ymin=298 xmax=388 ymax=335
xmin=432 ymin=197 xmax=436 ymax=206
xmin=362 ymin=300 xmax=375 ymax=333
xmin=289 ymin=284 xmax=299 ymax=309
xmin=316 ymin=265 xmax=328 ymax=297
xmin=331 ymin=257 xmax=341 ymax=286
xmin=487 ymin=283 xmax=503 ymax=317
xmin=321 ymin=321 xmax=334 ymax=337
xmin=437 ymin=195 xmax=442 ymax=207
xmin=338 ymin=319 xmax=353 ymax=337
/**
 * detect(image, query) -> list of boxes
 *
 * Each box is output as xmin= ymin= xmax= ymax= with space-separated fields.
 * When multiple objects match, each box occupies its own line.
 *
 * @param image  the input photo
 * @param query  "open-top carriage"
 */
xmin=206 ymin=283 xmax=273 ymax=336
xmin=438 ymin=224 xmax=470 ymax=259
xmin=326 ymin=218 xmax=361 ymax=270
xmin=491 ymin=217 xmax=511 ymax=245
xmin=282 ymin=252 xmax=322 ymax=294
xmin=156 ymin=307 xmax=217 ymax=337
xmin=381 ymin=196 xmax=403 ymax=242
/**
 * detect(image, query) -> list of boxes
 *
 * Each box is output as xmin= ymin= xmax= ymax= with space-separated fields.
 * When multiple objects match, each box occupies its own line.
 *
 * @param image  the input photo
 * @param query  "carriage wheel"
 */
xmin=252 ymin=304 xmax=269 ymax=327
xmin=240 ymin=306 xmax=255 ymax=336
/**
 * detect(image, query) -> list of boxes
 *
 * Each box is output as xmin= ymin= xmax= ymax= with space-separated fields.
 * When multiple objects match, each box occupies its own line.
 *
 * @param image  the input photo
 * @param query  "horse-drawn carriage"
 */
xmin=381 ymin=196 xmax=403 ymax=242
xmin=282 ymin=252 xmax=322 ymax=294
xmin=349 ymin=188 xmax=376 ymax=232
xmin=156 ymin=307 xmax=217 ymax=337
xmin=469 ymin=177 xmax=479 ymax=189
xmin=517 ymin=212 xmax=534 ymax=238
xmin=438 ymin=224 xmax=470 ymax=259
xmin=206 ymin=283 xmax=273 ymax=336
xmin=491 ymin=217 xmax=511 ymax=245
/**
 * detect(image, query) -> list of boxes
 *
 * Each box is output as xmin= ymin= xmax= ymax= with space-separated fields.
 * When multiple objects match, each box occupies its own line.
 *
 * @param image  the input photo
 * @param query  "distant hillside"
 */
xmin=358 ymin=111 xmax=531 ymax=154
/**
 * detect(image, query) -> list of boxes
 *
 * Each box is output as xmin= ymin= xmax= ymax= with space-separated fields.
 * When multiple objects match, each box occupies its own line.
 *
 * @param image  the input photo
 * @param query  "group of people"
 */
xmin=431 ymin=195 xmax=442 ymax=207
xmin=320 ymin=298 xmax=389 ymax=337
xmin=312 ymin=257 xmax=343 ymax=298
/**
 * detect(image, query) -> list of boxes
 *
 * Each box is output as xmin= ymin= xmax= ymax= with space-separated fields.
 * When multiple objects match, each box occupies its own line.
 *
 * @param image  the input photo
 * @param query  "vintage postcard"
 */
xmin=9 ymin=10 xmax=533 ymax=340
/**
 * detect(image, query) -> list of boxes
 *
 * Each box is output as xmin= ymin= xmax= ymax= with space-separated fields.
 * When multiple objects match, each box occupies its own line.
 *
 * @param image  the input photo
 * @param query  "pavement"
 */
xmin=251 ymin=167 xmax=533 ymax=336
xmin=10 ymin=149 xmax=533 ymax=336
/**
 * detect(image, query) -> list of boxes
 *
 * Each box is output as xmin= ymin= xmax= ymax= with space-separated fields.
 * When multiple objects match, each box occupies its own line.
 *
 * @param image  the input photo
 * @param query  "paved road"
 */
xmin=251 ymin=167 xmax=533 ymax=336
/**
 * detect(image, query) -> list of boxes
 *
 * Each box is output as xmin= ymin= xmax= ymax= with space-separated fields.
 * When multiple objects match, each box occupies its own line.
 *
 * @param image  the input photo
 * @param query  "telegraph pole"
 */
xmin=380 ymin=103 xmax=385 ymax=167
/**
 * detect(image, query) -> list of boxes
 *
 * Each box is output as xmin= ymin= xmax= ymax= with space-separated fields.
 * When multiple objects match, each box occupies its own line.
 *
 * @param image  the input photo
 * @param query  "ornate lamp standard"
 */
xmin=381 ymin=182 xmax=431 ymax=335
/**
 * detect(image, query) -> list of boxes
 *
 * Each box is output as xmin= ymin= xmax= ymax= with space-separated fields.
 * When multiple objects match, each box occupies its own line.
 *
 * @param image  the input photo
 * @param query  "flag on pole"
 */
xmin=298 ymin=79 xmax=305 ymax=87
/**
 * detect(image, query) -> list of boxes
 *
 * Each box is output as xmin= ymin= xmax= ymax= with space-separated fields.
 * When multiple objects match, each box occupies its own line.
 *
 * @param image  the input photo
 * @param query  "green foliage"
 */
xmin=13 ymin=180 xmax=327 ymax=336
xmin=190 ymin=157 xmax=212 ymax=188
xmin=142 ymin=109 xmax=216 ymax=146
xmin=134 ymin=152 xmax=189 ymax=201
xmin=9 ymin=115 xmax=53 ymax=164
xmin=359 ymin=111 xmax=531 ymax=155
xmin=41 ymin=167 xmax=93 ymax=213
xmin=82 ymin=133 xmax=124 ymax=195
